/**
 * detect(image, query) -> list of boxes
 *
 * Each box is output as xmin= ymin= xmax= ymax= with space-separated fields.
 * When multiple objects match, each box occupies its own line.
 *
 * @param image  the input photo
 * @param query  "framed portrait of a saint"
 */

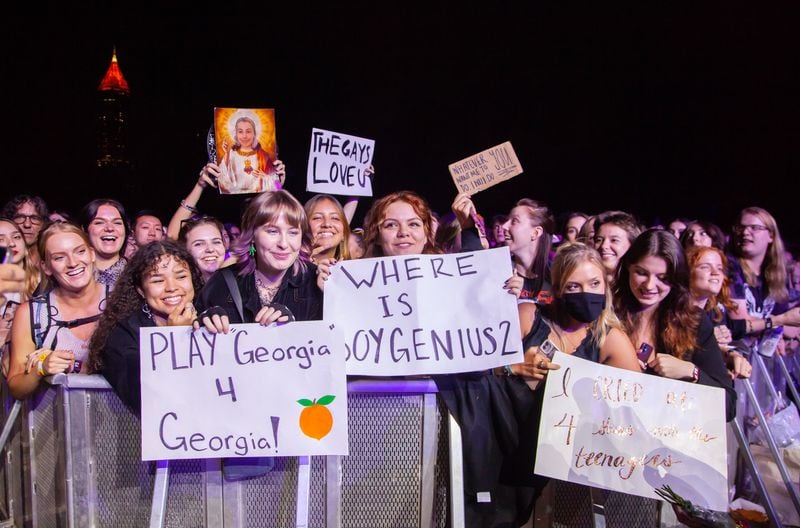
xmin=213 ymin=108 xmax=281 ymax=194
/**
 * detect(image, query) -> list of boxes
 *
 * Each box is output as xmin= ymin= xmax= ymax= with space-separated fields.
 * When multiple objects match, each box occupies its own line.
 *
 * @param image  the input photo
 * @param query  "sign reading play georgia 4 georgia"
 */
xmin=139 ymin=321 xmax=348 ymax=461
xmin=306 ymin=128 xmax=375 ymax=196
xmin=323 ymin=246 xmax=524 ymax=376
xmin=535 ymin=352 xmax=728 ymax=512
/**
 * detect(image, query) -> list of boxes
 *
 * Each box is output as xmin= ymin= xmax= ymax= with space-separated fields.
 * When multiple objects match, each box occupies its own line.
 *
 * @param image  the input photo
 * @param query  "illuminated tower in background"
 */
xmin=95 ymin=48 xmax=132 ymax=183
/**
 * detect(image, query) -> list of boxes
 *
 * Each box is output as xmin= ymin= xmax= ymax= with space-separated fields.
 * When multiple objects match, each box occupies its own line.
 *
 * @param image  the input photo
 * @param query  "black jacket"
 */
xmin=196 ymin=265 xmax=323 ymax=323
xmin=102 ymin=309 xmax=155 ymax=416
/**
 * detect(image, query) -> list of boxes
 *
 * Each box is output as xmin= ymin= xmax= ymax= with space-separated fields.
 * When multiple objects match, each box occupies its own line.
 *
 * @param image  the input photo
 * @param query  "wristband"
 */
xmin=691 ymin=366 xmax=700 ymax=383
xmin=37 ymin=352 xmax=50 ymax=376
xmin=181 ymin=200 xmax=199 ymax=214
xmin=764 ymin=317 xmax=773 ymax=331
xmin=503 ymin=365 xmax=515 ymax=377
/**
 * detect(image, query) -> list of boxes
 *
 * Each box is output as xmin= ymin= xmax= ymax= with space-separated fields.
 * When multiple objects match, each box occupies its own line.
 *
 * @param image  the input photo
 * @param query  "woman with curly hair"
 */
xmin=87 ymin=239 xmax=201 ymax=415
xmin=613 ymin=228 xmax=736 ymax=421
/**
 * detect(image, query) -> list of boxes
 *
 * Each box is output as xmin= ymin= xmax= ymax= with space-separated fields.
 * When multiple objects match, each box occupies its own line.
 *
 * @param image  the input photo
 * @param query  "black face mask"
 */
xmin=562 ymin=292 xmax=606 ymax=323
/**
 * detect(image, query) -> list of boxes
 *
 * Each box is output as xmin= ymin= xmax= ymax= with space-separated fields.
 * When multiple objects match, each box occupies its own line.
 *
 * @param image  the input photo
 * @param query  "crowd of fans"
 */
xmin=1 ymin=159 xmax=798 ymax=527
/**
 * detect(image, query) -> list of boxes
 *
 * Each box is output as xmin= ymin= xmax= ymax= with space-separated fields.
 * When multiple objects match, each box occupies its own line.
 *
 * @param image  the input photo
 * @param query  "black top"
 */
xmin=102 ymin=309 xmax=155 ymax=416
xmin=648 ymin=312 xmax=736 ymax=422
xmin=196 ymin=264 xmax=323 ymax=324
xmin=435 ymin=310 xmax=599 ymax=495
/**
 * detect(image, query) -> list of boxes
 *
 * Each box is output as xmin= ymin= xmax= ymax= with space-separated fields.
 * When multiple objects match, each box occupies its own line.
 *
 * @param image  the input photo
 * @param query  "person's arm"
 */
xmin=600 ymin=328 xmax=641 ymax=372
xmin=728 ymin=304 xmax=800 ymax=334
xmin=342 ymin=165 xmax=374 ymax=224
xmin=451 ymin=193 xmax=488 ymax=251
xmin=0 ymin=263 xmax=25 ymax=305
xmin=166 ymin=164 xmax=219 ymax=239
xmin=7 ymin=301 xmax=75 ymax=399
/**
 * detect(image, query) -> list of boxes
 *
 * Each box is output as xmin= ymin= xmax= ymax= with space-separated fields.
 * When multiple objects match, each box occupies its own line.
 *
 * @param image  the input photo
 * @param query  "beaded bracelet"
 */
xmin=691 ymin=366 xmax=700 ymax=383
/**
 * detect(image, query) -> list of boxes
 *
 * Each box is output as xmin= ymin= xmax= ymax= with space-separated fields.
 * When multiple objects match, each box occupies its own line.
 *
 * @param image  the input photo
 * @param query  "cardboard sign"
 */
xmin=139 ymin=321 xmax=348 ymax=461
xmin=306 ymin=128 xmax=375 ymax=196
xmin=448 ymin=141 xmax=523 ymax=195
xmin=535 ymin=352 xmax=728 ymax=512
xmin=323 ymin=247 xmax=524 ymax=376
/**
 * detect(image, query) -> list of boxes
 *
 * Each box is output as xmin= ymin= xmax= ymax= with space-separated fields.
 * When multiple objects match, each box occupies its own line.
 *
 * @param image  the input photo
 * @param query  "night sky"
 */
xmin=3 ymin=9 xmax=798 ymax=242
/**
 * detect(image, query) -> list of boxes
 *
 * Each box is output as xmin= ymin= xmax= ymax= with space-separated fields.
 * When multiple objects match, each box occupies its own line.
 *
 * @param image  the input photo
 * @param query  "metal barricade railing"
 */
xmin=732 ymin=350 xmax=800 ymax=528
xmin=0 ymin=372 xmax=704 ymax=527
xmin=4 ymin=375 xmax=452 ymax=528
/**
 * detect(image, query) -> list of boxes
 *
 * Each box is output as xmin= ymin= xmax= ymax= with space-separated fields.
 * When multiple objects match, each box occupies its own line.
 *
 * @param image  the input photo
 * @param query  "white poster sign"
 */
xmin=306 ymin=128 xmax=374 ymax=196
xmin=324 ymin=246 xmax=524 ymax=376
xmin=535 ymin=352 xmax=728 ymax=511
xmin=139 ymin=321 xmax=348 ymax=461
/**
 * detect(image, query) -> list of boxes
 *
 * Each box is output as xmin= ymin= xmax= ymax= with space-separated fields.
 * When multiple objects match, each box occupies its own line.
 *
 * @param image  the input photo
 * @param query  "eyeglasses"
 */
xmin=13 ymin=214 xmax=44 ymax=226
xmin=733 ymin=224 xmax=769 ymax=234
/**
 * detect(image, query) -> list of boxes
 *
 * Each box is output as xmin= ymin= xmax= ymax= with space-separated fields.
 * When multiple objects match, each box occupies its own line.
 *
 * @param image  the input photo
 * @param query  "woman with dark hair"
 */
xmin=195 ymin=189 xmax=322 ymax=332
xmin=501 ymin=198 xmax=556 ymax=302
xmin=178 ymin=216 xmax=226 ymax=284
xmin=559 ymin=211 xmax=589 ymax=245
xmin=81 ymin=199 xmax=129 ymax=287
xmin=613 ymin=228 xmax=736 ymax=421
xmin=8 ymin=223 xmax=105 ymax=399
xmin=680 ymin=220 xmax=726 ymax=251
xmin=593 ymin=210 xmax=643 ymax=280
xmin=87 ymin=239 xmax=201 ymax=414
xmin=304 ymin=194 xmax=352 ymax=263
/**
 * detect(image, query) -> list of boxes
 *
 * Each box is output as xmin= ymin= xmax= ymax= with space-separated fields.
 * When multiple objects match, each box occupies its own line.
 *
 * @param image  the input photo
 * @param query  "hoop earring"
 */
xmin=248 ymin=243 xmax=256 ymax=257
xmin=142 ymin=303 xmax=152 ymax=319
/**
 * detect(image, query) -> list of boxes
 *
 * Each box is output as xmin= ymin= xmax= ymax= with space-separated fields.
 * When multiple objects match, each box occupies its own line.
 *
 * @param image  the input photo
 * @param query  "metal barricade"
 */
xmin=18 ymin=375 xmax=452 ymax=528
xmin=732 ymin=351 xmax=800 ymax=528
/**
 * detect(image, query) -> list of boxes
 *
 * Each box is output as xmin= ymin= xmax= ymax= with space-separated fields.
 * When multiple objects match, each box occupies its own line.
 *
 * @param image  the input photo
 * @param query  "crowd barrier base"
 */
xmin=0 ymin=375 xmax=668 ymax=527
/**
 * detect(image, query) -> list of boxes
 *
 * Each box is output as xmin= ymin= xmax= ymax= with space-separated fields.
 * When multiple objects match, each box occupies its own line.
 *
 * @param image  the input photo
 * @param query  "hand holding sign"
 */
xmin=448 ymin=141 xmax=523 ymax=196
xmin=307 ymin=128 xmax=375 ymax=196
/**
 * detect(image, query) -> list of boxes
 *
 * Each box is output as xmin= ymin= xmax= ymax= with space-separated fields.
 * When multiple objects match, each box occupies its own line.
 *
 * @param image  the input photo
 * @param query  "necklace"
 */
xmin=255 ymin=272 xmax=281 ymax=306
xmin=237 ymin=149 xmax=256 ymax=156
xmin=556 ymin=325 xmax=587 ymax=352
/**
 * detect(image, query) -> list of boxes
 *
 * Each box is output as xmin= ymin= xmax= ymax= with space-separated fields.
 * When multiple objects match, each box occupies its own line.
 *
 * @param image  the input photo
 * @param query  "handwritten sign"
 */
xmin=306 ymin=128 xmax=375 ymax=196
xmin=139 ymin=321 xmax=348 ymax=461
xmin=535 ymin=352 xmax=728 ymax=511
xmin=448 ymin=141 xmax=523 ymax=195
xmin=323 ymin=247 xmax=524 ymax=376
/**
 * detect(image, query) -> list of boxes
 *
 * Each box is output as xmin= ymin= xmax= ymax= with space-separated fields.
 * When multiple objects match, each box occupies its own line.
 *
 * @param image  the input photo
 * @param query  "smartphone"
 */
xmin=637 ymin=342 xmax=653 ymax=363
xmin=540 ymin=338 xmax=560 ymax=359
xmin=0 ymin=246 xmax=8 ymax=264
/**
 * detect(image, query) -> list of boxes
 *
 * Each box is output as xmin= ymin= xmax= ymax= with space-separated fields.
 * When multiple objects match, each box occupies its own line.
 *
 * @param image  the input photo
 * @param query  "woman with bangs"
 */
xmin=8 ymin=223 xmax=106 ymax=399
xmin=304 ymin=194 xmax=352 ymax=264
xmin=613 ymin=229 xmax=736 ymax=421
xmin=196 ymin=190 xmax=322 ymax=331
xmin=87 ymin=240 xmax=201 ymax=415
